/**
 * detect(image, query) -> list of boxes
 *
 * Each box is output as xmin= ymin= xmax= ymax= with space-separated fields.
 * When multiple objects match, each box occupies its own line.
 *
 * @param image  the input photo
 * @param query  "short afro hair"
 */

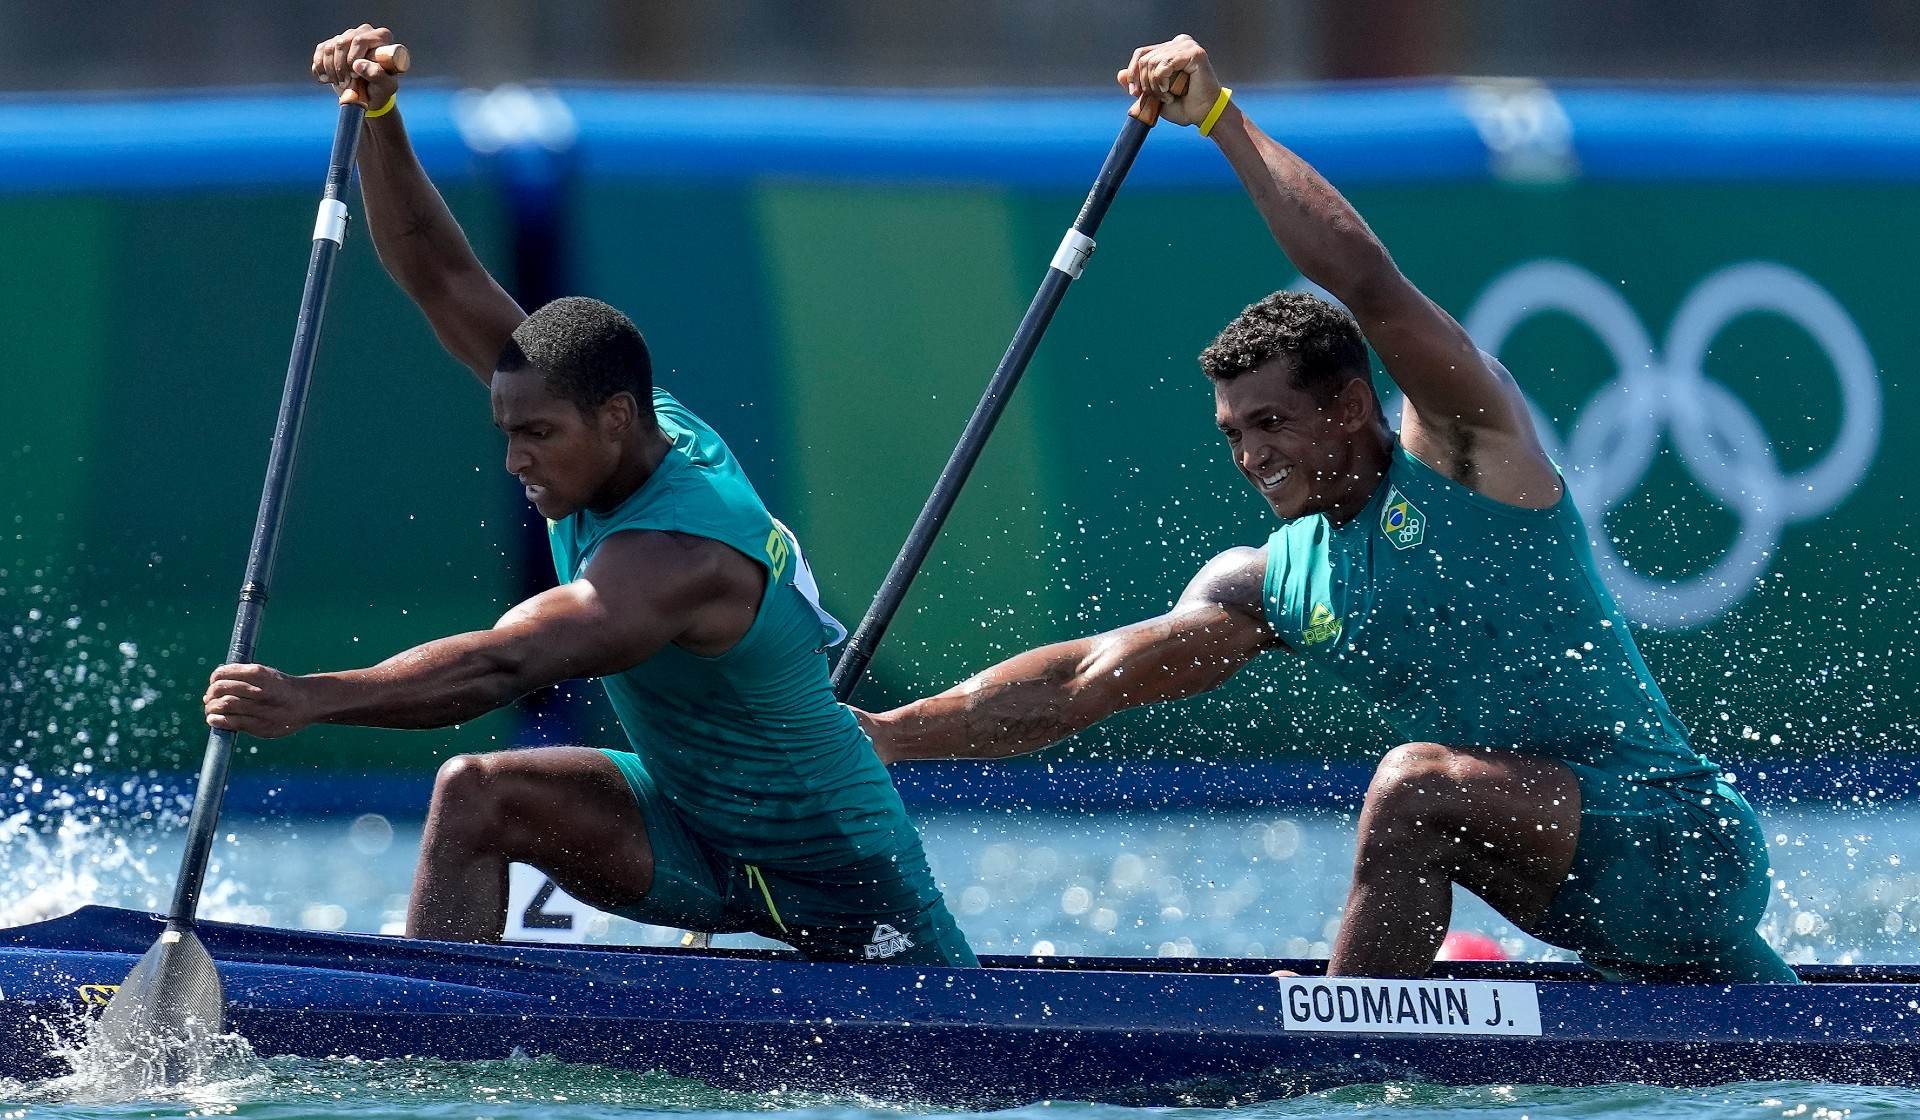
xmin=496 ymin=296 xmax=653 ymax=416
xmin=1198 ymin=290 xmax=1370 ymax=405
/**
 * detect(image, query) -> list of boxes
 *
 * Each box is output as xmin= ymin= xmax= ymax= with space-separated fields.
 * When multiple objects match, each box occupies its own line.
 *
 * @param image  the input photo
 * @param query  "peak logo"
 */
xmin=864 ymin=923 xmax=916 ymax=960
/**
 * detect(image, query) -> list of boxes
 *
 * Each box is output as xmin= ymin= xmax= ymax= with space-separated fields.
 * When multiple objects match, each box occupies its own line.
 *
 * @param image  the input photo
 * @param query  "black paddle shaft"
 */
xmin=830 ymin=111 xmax=1160 ymax=703
xmin=165 ymin=103 xmax=368 ymax=928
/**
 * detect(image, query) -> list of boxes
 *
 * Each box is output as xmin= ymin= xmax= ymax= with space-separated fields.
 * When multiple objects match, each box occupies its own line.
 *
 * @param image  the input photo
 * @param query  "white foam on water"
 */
xmin=0 ymin=771 xmax=276 ymax=1104
xmin=41 ymin=1021 xmax=265 ymax=1106
xmin=0 ymin=807 xmax=160 ymax=928
xmin=0 ymin=996 xmax=264 ymax=1106
xmin=0 ymin=783 xmax=272 ymax=931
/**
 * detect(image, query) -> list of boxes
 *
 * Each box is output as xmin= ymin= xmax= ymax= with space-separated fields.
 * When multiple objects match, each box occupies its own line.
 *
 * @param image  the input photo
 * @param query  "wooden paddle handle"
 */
xmin=339 ymin=43 xmax=410 ymax=106
xmin=1129 ymin=70 xmax=1191 ymax=126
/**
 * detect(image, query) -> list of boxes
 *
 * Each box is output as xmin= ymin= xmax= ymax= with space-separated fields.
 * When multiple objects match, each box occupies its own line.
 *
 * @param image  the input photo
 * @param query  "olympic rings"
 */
xmin=1462 ymin=259 xmax=1881 ymax=629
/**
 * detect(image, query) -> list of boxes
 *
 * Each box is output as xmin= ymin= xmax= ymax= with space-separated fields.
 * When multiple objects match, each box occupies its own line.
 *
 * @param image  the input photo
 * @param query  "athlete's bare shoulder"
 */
xmin=587 ymin=529 xmax=764 ymax=655
xmin=1178 ymin=545 xmax=1270 ymax=617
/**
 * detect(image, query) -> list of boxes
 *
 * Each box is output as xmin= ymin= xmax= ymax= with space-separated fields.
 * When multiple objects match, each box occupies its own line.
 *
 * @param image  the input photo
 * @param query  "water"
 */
xmin=5 ymin=801 xmax=1920 ymax=1116
xmin=8 ymin=1058 xmax=1920 ymax=1120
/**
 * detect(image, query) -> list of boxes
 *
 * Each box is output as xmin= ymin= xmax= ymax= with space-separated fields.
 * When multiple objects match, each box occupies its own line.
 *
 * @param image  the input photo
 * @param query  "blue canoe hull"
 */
xmin=3 ymin=907 xmax=1918 ymax=1103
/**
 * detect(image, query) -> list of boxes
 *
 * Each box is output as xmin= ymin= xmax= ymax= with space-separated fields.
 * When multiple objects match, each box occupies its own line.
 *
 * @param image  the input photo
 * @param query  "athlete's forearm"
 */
xmin=359 ymin=113 xmax=485 ymax=304
xmin=875 ymin=639 xmax=1119 ymax=762
xmin=358 ymin=112 xmax=521 ymax=379
xmin=876 ymin=602 xmax=1268 ymax=764
xmin=1209 ymin=104 xmax=1399 ymax=304
xmin=302 ymin=630 xmax=538 ymax=730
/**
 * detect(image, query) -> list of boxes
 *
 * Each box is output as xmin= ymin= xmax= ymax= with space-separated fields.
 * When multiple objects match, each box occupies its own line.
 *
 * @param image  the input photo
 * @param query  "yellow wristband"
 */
xmin=364 ymin=93 xmax=397 ymax=119
xmin=1197 ymin=86 xmax=1233 ymax=138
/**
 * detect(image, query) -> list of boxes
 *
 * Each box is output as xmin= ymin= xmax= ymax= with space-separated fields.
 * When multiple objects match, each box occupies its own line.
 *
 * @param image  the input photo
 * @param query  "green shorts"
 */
xmin=599 ymin=748 xmax=977 ymax=967
xmin=1530 ymin=763 xmax=1796 ymax=983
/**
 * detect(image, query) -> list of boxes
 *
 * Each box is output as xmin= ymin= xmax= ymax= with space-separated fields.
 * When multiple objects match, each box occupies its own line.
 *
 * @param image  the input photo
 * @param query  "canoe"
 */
xmin=3 ymin=906 xmax=1917 ymax=1104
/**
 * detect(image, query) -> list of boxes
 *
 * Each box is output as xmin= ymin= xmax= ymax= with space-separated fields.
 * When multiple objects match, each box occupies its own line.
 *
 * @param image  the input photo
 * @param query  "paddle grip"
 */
xmin=338 ymin=43 xmax=410 ymax=106
xmin=1129 ymin=70 xmax=1192 ymax=126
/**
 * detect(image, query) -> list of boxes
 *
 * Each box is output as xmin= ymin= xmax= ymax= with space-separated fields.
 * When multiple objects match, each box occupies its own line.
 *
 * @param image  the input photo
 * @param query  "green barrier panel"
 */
xmin=7 ymin=86 xmax=1912 ymax=783
xmin=1 ymin=186 xmax=521 ymax=777
xmin=569 ymin=177 xmax=1909 ymax=766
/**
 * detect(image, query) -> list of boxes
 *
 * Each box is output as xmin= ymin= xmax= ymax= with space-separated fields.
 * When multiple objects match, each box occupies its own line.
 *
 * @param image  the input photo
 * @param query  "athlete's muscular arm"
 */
xmin=867 ymin=547 xmax=1282 ymax=763
xmin=312 ymin=25 xmax=526 ymax=385
xmin=203 ymin=532 xmax=731 ymax=736
xmin=1122 ymin=39 xmax=1549 ymax=461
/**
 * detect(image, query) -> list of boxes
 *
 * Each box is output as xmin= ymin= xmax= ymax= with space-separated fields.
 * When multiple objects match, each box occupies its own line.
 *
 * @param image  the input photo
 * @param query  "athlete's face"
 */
xmin=491 ymin=369 xmax=634 ymax=520
xmin=1214 ymin=361 xmax=1375 ymax=521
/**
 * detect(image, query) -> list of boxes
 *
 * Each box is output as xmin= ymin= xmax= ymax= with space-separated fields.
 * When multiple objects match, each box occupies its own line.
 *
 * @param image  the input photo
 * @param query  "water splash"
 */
xmin=0 ymin=806 xmax=161 ymax=928
xmin=0 ymin=1048 xmax=909 ymax=1116
xmin=0 ymin=776 xmax=271 ymax=932
xmin=34 ymin=1020 xmax=266 ymax=1105
xmin=2 ymin=590 xmax=189 ymax=783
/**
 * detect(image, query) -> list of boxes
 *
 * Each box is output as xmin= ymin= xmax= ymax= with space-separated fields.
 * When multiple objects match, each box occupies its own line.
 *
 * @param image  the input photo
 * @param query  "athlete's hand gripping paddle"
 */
xmin=828 ymin=75 xmax=1186 ymax=702
xmin=96 ymin=43 xmax=408 ymax=1081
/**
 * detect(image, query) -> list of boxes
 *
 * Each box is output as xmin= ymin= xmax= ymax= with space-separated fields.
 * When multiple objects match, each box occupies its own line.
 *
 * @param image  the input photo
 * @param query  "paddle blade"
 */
xmin=93 ymin=927 xmax=224 ymax=1080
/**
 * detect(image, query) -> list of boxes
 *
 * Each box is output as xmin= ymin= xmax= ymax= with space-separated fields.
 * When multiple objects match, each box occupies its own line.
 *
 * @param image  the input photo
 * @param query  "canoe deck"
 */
xmin=2 ymin=906 xmax=1916 ymax=1104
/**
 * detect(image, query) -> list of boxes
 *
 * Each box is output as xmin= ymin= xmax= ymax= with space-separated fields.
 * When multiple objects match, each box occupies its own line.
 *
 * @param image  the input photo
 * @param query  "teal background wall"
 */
xmin=4 ymin=85 xmax=1915 ymax=792
xmin=1 ymin=95 xmax=522 ymax=778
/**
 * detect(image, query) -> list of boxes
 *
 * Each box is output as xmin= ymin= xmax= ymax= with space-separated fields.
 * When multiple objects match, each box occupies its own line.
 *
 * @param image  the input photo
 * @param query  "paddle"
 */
xmin=96 ymin=43 xmax=409 ymax=1072
xmin=828 ymin=76 xmax=1186 ymax=702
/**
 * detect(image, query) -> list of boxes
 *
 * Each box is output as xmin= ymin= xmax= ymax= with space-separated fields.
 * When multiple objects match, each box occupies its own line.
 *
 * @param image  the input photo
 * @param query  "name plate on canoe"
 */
xmin=1276 ymin=978 xmax=1541 ymax=1036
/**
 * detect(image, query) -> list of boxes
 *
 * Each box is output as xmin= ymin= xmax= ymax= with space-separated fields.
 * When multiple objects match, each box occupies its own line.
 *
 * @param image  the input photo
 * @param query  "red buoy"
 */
xmin=1437 ymin=930 xmax=1508 ymax=961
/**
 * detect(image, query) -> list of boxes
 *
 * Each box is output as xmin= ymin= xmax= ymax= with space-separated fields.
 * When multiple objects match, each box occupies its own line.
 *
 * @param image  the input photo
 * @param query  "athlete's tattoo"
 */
xmin=995 ymin=712 xmax=1068 ymax=742
xmin=399 ymin=203 xmax=439 ymax=241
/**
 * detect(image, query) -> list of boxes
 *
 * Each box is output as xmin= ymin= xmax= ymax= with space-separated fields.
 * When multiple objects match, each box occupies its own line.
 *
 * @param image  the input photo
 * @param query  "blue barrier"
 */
xmin=12 ymin=82 xmax=1920 ymax=194
xmin=1560 ymin=87 xmax=1920 ymax=180
xmin=0 ymin=87 xmax=480 ymax=193
xmin=560 ymin=84 xmax=1490 ymax=186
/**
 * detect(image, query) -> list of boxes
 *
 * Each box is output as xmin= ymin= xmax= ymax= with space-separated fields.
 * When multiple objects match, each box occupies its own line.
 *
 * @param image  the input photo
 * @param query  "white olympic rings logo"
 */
xmin=1292 ymin=261 xmax=1881 ymax=630
xmin=1466 ymin=260 xmax=1881 ymax=629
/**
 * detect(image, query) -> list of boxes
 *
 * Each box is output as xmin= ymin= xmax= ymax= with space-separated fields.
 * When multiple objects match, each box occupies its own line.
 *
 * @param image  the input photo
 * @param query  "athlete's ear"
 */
xmin=1337 ymin=377 xmax=1373 ymax=431
xmin=600 ymin=391 xmax=638 ymax=437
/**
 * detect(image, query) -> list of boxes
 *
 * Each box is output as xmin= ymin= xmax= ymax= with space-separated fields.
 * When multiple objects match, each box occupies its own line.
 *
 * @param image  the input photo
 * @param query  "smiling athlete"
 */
xmin=201 ymin=25 xmax=973 ymax=966
xmin=862 ymin=35 xmax=1792 ymax=983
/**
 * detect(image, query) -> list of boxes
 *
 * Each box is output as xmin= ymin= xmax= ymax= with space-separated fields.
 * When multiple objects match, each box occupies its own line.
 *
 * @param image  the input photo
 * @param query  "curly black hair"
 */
xmin=1198 ymin=290 xmax=1369 ymax=405
xmin=496 ymin=296 xmax=653 ymax=416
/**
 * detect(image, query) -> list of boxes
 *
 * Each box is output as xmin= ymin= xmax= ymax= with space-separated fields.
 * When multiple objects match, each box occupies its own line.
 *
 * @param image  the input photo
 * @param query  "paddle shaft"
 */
xmin=164 ymin=103 xmax=369 ymax=928
xmin=829 ymin=86 xmax=1181 ymax=703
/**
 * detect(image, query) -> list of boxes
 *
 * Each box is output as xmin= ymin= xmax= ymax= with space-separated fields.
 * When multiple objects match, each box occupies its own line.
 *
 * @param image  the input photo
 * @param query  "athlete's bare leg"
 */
xmin=1330 ymin=743 xmax=1581 ymax=977
xmin=408 ymin=745 xmax=654 ymax=941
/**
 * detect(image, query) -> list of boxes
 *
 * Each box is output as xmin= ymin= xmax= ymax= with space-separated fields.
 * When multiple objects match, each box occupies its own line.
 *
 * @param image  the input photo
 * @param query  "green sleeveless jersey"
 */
xmin=1262 ymin=441 xmax=1715 ymax=784
xmin=548 ymin=390 xmax=923 ymax=872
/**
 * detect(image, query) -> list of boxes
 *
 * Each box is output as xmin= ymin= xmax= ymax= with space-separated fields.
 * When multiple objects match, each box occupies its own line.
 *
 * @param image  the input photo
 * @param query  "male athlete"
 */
xmin=201 ymin=25 xmax=974 ymax=966
xmin=863 ymin=36 xmax=1792 ymax=982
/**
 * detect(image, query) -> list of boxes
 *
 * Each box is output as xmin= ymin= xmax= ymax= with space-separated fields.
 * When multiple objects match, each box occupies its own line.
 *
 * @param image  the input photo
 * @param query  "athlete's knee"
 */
xmin=1355 ymin=744 xmax=1469 ymax=867
xmin=1367 ymin=743 xmax=1467 ymax=821
xmin=432 ymin=753 xmax=494 ymax=806
xmin=428 ymin=754 xmax=521 ymax=848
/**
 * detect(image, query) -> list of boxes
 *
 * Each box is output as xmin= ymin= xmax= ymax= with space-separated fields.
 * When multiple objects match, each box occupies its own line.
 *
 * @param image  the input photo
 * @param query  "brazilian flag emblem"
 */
xmin=1380 ymin=486 xmax=1426 ymax=550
